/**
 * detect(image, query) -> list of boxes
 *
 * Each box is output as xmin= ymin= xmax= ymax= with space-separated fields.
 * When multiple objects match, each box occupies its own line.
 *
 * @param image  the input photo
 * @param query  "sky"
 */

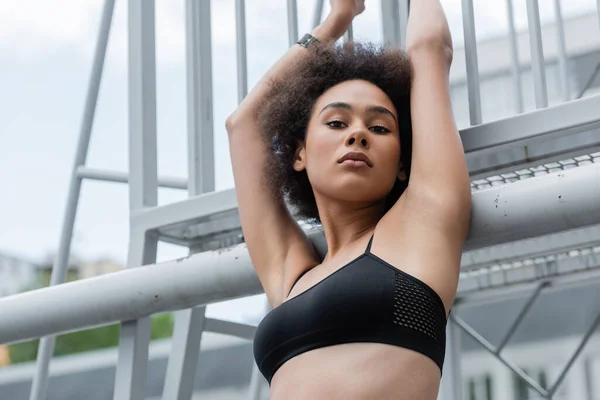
xmin=1 ymin=0 xmax=598 ymax=323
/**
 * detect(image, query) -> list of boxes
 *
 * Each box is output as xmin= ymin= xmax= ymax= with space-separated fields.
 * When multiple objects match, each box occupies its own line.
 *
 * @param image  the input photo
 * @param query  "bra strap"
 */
xmin=365 ymin=233 xmax=375 ymax=254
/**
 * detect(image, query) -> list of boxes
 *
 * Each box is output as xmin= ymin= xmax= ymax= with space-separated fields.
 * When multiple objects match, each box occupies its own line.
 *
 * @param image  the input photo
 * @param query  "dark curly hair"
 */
xmin=257 ymin=41 xmax=413 ymax=225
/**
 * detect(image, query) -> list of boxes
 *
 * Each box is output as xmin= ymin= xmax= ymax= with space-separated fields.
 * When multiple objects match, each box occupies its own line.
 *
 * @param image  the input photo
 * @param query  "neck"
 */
xmin=315 ymin=195 xmax=386 ymax=262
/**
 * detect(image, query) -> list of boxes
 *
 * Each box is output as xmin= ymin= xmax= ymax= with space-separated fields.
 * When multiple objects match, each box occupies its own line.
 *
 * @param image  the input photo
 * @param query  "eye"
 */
xmin=326 ymin=120 xmax=346 ymax=129
xmin=370 ymin=125 xmax=391 ymax=134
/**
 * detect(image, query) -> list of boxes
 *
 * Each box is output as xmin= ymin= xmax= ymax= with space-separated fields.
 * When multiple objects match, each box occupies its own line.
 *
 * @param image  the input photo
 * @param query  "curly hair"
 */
xmin=257 ymin=41 xmax=413 ymax=225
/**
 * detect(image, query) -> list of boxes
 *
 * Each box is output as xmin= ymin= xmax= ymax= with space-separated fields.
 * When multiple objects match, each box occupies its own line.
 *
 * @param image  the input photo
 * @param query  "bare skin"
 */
xmin=226 ymin=1 xmax=471 ymax=399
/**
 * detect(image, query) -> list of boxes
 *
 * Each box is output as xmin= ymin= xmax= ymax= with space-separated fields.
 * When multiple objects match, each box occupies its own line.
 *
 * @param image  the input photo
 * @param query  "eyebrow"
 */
xmin=319 ymin=102 xmax=397 ymax=123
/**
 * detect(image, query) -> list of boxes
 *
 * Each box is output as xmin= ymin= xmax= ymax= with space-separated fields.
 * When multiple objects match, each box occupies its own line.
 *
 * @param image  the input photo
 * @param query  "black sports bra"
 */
xmin=253 ymin=233 xmax=448 ymax=386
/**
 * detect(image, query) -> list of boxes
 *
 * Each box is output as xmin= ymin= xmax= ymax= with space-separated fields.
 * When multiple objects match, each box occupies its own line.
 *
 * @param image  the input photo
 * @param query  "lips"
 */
xmin=338 ymin=151 xmax=373 ymax=167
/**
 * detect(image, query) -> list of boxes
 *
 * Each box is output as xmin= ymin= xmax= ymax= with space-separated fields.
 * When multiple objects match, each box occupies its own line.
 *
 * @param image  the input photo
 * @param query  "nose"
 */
xmin=346 ymin=129 xmax=368 ymax=148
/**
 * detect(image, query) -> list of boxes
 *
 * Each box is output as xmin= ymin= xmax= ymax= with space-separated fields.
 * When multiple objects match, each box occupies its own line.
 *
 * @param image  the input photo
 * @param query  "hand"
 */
xmin=329 ymin=0 xmax=365 ymax=23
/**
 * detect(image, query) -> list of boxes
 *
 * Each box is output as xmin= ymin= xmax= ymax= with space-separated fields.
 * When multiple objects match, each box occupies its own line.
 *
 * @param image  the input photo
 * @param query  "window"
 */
xmin=468 ymin=373 xmax=494 ymax=400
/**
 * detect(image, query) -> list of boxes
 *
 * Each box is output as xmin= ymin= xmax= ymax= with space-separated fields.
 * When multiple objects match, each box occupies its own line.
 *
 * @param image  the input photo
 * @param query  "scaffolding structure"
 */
xmin=1 ymin=0 xmax=600 ymax=399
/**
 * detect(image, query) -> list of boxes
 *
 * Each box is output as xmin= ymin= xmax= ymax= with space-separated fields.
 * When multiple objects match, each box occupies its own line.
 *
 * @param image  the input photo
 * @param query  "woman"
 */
xmin=226 ymin=0 xmax=471 ymax=398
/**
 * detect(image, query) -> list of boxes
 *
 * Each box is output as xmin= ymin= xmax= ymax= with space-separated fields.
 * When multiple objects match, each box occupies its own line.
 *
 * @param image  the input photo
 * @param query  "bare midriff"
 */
xmin=269 ymin=342 xmax=442 ymax=400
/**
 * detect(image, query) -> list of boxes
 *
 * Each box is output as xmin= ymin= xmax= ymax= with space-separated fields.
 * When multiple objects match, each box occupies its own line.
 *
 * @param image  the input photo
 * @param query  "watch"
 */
xmin=297 ymin=33 xmax=320 ymax=48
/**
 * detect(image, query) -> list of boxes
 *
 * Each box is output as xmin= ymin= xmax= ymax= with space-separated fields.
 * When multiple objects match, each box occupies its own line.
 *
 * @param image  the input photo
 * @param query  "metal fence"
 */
xmin=1 ymin=0 xmax=600 ymax=399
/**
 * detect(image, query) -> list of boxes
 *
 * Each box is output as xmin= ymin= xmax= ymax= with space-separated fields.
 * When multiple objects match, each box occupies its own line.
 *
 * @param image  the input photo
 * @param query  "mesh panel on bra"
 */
xmin=392 ymin=272 xmax=445 ymax=342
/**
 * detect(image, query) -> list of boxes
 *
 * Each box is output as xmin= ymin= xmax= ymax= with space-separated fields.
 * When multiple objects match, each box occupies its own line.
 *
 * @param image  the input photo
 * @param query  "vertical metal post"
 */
xmin=235 ymin=0 xmax=248 ymax=103
xmin=343 ymin=23 xmax=353 ymax=43
xmin=28 ymin=1 xmax=115 ymax=399
xmin=399 ymin=0 xmax=410 ymax=50
xmin=312 ymin=0 xmax=325 ymax=29
xmin=440 ymin=318 xmax=463 ymax=400
xmin=526 ymin=0 xmax=549 ymax=108
xmin=506 ymin=0 xmax=524 ymax=113
xmin=161 ymin=1 xmax=214 ymax=399
xmin=287 ymin=0 xmax=299 ymax=47
xmin=185 ymin=0 xmax=214 ymax=196
xmin=461 ymin=0 xmax=483 ymax=125
xmin=381 ymin=0 xmax=401 ymax=47
xmin=113 ymin=1 xmax=158 ymax=399
xmin=597 ymin=0 xmax=600 ymax=31
xmin=553 ymin=0 xmax=570 ymax=102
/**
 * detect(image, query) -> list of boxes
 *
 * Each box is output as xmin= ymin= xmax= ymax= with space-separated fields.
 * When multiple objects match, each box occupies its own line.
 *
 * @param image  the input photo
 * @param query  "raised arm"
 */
xmin=225 ymin=2 xmax=363 ymax=307
xmin=404 ymin=0 xmax=471 ymax=240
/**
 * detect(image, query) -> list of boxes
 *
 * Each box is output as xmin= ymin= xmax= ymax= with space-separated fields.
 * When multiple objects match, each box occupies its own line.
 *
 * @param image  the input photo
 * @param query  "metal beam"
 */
xmin=506 ymin=0 xmax=524 ymax=113
xmin=381 ymin=0 xmax=400 ymax=47
xmin=526 ymin=0 xmax=549 ymax=108
xmin=457 ymin=250 xmax=600 ymax=305
xmin=461 ymin=225 xmax=600 ymax=270
xmin=461 ymin=0 xmax=482 ymax=125
xmin=287 ymin=0 xmax=298 ymax=46
xmin=113 ymin=1 xmax=158 ymax=398
xmin=553 ymin=0 xmax=570 ymax=102
xmin=460 ymin=94 xmax=600 ymax=154
xmin=161 ymin=1 xmax=214 ymax=399
xmin=235 ymin=0 xmax=248 ymax=103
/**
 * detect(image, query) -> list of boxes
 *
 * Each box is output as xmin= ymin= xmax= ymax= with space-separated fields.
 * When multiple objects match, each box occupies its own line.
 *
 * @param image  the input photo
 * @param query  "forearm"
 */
xmin=406 ymin=0 xmax=453 ymax=61
xmin=226 ymin=13 xmax=350 ymax=128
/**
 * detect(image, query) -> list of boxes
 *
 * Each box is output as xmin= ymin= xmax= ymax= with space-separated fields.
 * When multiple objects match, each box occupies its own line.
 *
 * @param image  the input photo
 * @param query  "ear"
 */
xmin=397 ymin=160 xmax=407 ymax=181
xmin=293 ymin=143 xmax=307 ymax=172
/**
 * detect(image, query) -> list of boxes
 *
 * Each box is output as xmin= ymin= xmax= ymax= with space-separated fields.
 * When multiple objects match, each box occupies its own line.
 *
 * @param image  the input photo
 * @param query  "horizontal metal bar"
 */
xmin=460 ymin=94 xmax=600 ymax=154
xmin=204 ymin=317 xmax=256 ymax=341
xmin=461 ymin=225 xmax=600 ymax=270
xmin=132 ymin=188 xmax=238 ymax=231
xmin=1 ymin=165 xmax=600 ymax=343
xmin=76 ymin=167 xmax=187 ymax=189
xmin=467 ymin=130 xmax=600 ymax=179
xmin=457 ymin=252 xmax=600 ymax=306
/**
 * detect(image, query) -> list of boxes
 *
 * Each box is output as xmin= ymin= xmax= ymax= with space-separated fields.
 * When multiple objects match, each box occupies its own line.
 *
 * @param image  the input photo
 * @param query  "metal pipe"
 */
xmin=553 ymin=0 xmax=570 ymax=102
xmin=2 ymin=164 xmax=600 ymax=343
xmin=287 ymin=0 xmax=299 ymax=47
xmin=235 ymin=0 xmax=248 ymax=103
xmin=28 ymin=2 xmax=116 ymax=400
xmin=526 ymin=0 xmax=549 ymax=108
xmin=461 ymin=0 xmax=483 ymax=125
xmin=76 ymin=167 xmax=187 ymax=189
xmin=464 ymin=163 xmax=600 ymax=251
xmin=506 ymin=0 xmax=524 ymax=113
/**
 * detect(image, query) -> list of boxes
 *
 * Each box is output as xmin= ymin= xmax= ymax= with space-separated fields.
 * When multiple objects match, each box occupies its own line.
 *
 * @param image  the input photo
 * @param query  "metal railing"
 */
xmin=1 ymin=1 xmax=600 ymax=400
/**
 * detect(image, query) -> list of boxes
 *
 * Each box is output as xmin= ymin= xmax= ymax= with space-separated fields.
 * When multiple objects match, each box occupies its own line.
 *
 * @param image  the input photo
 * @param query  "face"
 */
xmin=293 ymin=79 xmax=407 ymax=205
